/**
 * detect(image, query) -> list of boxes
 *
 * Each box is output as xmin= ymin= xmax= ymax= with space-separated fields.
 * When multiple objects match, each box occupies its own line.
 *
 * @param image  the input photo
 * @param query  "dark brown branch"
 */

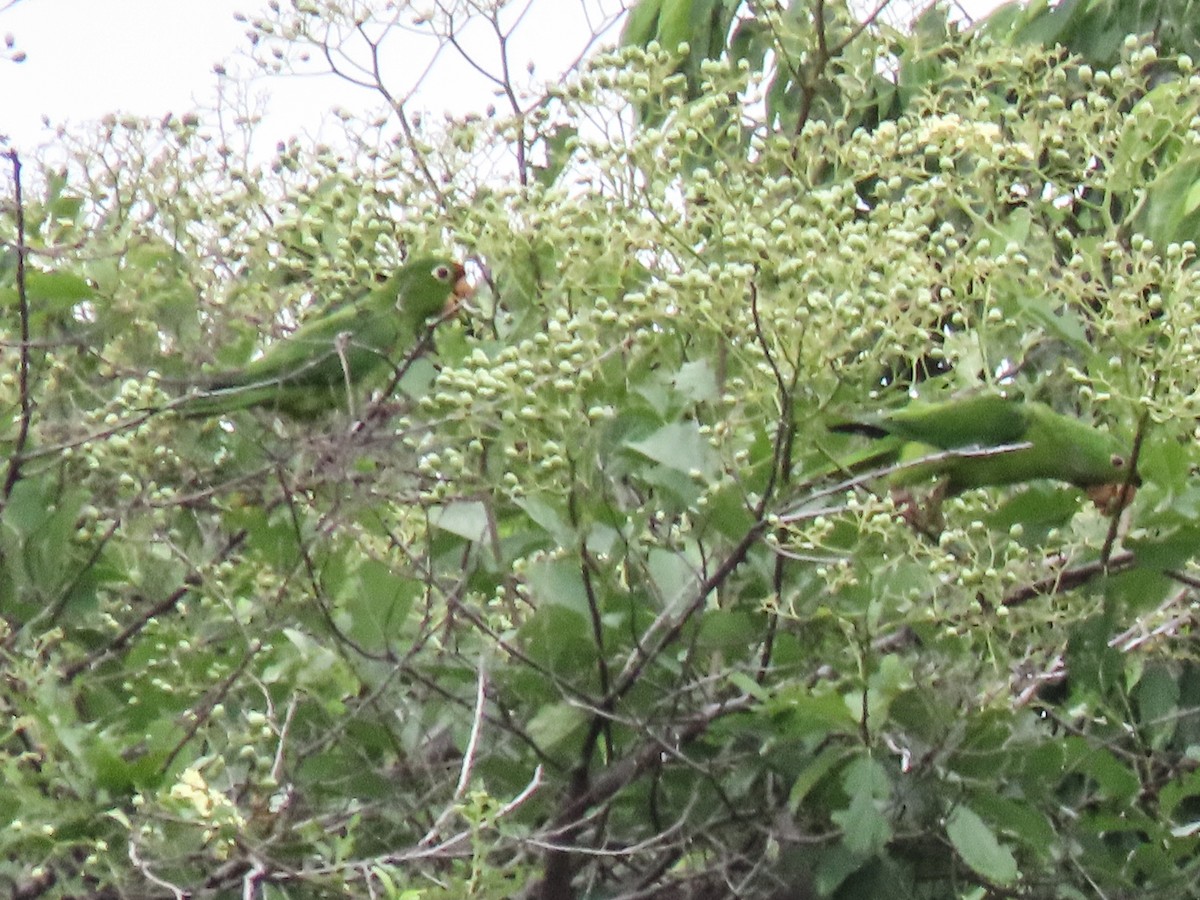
xmin=3 ymin=149 xmax=32 ymax=500
xmin=1001 ymin=550 xmax=1136 ymax=607
xmin=790 ymin=0 xmax=893 ymax=139
xmin=747 ymin=276 xmax=802 ymax=682
xmin=535 ymin=694 xmax=754 ymax=900
xmin=1101 ymin=399 xmax=1152 ymax=563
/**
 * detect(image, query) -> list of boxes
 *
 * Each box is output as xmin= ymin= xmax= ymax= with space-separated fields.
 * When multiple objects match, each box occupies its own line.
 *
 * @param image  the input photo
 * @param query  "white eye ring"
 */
xmin=433 ymin=264 xmax=452 ymax=280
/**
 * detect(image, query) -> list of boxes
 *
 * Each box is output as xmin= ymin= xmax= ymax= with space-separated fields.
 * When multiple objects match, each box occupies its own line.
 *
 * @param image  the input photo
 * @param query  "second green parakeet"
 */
xmin=829 ymin=394 xmax=1136 ymax=497
xmin=177 ymin=255 xmax=472 ymax=419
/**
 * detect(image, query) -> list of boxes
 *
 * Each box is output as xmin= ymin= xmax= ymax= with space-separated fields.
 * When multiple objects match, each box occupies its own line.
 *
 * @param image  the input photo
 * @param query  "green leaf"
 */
xmin=1016 ymin=294 xmax=1089 ymax=348
xmin=526 ymin=701 xmax=587 ymax=752
xmin=946 ymin=805 xmax=1020 ymax=885
xmin=813 ymin=845 xmax=866 ymax=897
xmin=527 ymin=558 xmax=589 ymax=617
xmin=831 ymin=757 xmax=892 ymax=856
xmin=517 ymin=495 xmax=574 ymax=546
xmin=970 ymin=793 xmax=1056 ymax=852
xmin=332 ymin=559 xmax=418 ymax=649
xmin=533 ymin=125 xmax=579 ymax=188
xmin=233 ymin=506 xmax=303 ymax=571
xmin=769 ymin=687 xmax=860 ymax=738
xmin=1063 ymin=738 xmax=1141 ymax=802
xmin=518 ymin=603 xmax=595 ymax=673
xmin=863 ymin=654 xmax=913 ymax=721
xmin=646 ymin=548 xmax=698 ymax=610
xmin=1134 ymin=665 xmax=1180 ymax=750
xmin=2 ymin=477 xmax=55 ymax=537
xmin=622 ymin=0 xmax=663 ymax=47
xmin=431 ymin=501 xmax=489 ymax=542
xmin=672 ymin=359 xmax=719 ymax=403
xmin=727 ymin=671 xmax=769 ymax=700
xmin=1126 ymin=525 xmax=1200 ymax=571
xmin=1160 ymin=769 xmax=1200 ymax=820
xmin=23 ymin=270 xmax=93 ymax=313
xmin=625 ymin=421 xmax=719 ymax=476
xmin=695 ymin=608 xmax=758 ymax=650
xmin=657 ymin=0 xmax=693 ymax=51
xmin=788 ymin=745 xmax=849 ymax=810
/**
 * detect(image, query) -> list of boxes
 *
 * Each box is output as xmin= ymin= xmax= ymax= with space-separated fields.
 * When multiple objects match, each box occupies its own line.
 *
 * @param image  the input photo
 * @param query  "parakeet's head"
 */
xmin=398 ymin=255 xmax=474 ymax=323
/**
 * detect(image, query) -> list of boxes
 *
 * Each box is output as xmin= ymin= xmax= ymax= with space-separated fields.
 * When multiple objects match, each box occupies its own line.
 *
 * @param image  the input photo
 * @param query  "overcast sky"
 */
xmin=1 ymin=0 xmax=1004 ymax=157
xmin=0 ymin=0 xmax=626 ymax=156
xmin=4 ymin=0 xmax=249 ymax=149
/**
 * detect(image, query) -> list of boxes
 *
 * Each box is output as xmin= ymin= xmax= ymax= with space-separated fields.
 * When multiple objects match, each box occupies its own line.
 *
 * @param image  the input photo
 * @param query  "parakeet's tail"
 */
xmin=828 ymin=420 xmax=891 ymax=439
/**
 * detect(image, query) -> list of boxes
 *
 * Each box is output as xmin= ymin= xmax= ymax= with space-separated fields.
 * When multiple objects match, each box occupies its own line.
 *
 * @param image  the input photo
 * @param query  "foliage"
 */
xmin=4 ymin=0 xmax=1200 ymax=897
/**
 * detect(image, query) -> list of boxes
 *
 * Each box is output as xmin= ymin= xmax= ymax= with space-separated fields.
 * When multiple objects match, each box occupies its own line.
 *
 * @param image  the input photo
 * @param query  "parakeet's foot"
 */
xmin=1085 ymin=482 xmax=1137 ymax=517
xmin=890 ymin=482 xmax=946 ymax=538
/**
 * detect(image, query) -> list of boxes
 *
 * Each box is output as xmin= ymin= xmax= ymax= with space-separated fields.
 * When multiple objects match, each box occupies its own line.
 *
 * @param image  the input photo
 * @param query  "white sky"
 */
xmin=1 ymin=0 xmax=1004 ymax=157
xmin=0 ymin=0 xmax=624 ymax=155
xmin=4 ymin=0 xmax=247 ymax=149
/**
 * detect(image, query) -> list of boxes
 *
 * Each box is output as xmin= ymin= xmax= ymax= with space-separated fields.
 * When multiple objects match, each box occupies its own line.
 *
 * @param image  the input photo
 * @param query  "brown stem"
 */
xmin=3 ymin=149 xmax=32 ymax=500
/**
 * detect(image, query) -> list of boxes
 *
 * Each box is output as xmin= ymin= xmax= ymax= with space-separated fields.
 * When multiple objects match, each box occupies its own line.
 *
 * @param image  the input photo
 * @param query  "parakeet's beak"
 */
xmin=443 ymin=265 xmax=475 ymax=316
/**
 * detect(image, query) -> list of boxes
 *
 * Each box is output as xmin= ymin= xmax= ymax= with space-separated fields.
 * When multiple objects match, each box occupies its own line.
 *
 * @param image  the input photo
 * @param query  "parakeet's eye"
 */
xmin=1111 ymin=454 xmax=1126 ymax=469
xmin=432 ymin=264 xmax=452 ymax=281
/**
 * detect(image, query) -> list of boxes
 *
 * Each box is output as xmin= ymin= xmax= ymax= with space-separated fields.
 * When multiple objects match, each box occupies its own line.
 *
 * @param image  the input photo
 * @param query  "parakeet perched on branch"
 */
xmin=829 ymin=394 xmax=1137 ymax=500
xmin=176 ymin=255 xmax=472 ymax=419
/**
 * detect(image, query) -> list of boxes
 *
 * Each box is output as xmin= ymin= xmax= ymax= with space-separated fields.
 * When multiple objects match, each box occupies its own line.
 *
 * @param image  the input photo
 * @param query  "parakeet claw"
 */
xmin=1085 ymin=482 xmax=1137 ymax=516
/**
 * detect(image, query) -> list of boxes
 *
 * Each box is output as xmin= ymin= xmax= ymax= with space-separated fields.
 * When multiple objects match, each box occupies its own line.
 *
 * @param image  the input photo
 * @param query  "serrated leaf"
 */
xmin=831 ymin=757 xmax=892 ymax=856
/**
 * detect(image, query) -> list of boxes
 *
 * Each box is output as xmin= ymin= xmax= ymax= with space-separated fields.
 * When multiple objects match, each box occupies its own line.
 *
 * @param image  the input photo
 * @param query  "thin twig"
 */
xmin=776 ymin=441 xmax=1035 ymax=522
xmin=128 ymin=840 xmax=189 ymax=900
xmin=1001 ymin=550 xmax=1136 ymax=607
xmin=420 ymin=664 xmax=489 ymax=847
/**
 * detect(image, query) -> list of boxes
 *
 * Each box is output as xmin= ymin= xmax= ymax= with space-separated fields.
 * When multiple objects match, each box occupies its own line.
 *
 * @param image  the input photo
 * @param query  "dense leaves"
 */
xmin=4 ymin=0 xmax=1200 ymax=897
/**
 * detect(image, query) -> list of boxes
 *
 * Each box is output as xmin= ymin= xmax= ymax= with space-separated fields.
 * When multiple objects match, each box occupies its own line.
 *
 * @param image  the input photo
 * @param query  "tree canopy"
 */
xmin=4 ymin=0 xmax=1200 ymax=897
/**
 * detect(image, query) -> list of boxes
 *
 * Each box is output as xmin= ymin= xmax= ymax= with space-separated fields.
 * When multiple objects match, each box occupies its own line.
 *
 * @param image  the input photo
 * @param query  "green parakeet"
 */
xmin=177 ymin=255 xmax=472 ymax=419
xmin=829 ymin=394 xmax=1137 ymax=498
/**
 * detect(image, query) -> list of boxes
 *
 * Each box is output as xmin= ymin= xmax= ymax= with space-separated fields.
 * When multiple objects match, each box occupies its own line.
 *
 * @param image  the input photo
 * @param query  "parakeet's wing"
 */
xmin=828 ymin=395 xmax=1132 ymax=492
xmin=874 ymin=395 xmax=1032 ymax=449
xmin=219 ymin=292 xmax=402 ymax=391
xmin=1014 ymin=403 xmax=1131 ymax=487
xmin=914 ymin=401 xmax=1130 ymax=491
xmin=178 ymin=255 xmax=468 ymax=418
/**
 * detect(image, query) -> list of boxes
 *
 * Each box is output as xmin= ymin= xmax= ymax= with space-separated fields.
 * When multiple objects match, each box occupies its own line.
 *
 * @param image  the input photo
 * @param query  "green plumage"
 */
xmin=831 ymin=395 xmax=1133 ymax=493
xmin=178 ymin=255 xmax=468 ymax=419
